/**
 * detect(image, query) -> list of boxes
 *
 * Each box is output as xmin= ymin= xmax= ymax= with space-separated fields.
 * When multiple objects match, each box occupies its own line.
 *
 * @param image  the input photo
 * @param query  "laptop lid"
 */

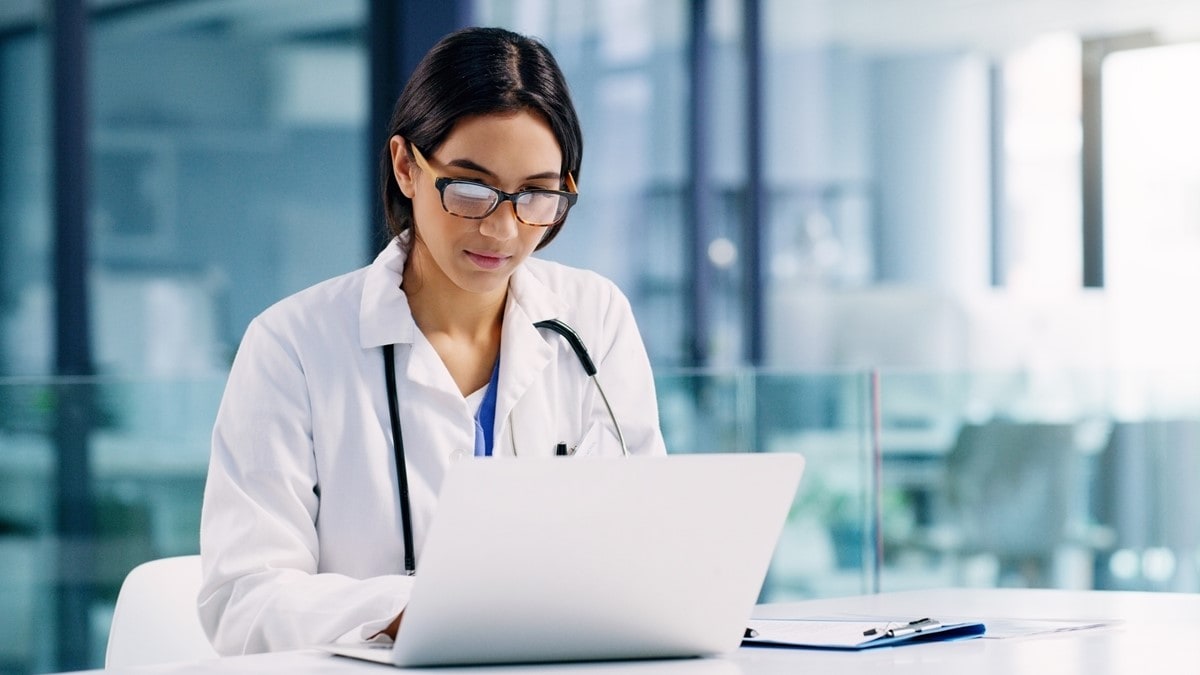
xmin=382 ymin=452 xmax=805 ymax=667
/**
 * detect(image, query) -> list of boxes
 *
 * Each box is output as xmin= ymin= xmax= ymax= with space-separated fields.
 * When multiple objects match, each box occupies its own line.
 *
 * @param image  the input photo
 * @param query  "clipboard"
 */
xmin=742 ymin=617 xmax=986 ymax=650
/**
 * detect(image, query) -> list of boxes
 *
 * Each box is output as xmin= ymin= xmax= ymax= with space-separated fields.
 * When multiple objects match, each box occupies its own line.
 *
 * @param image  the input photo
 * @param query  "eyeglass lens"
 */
xmin=442 ymin=181 xmax=569 ymax=225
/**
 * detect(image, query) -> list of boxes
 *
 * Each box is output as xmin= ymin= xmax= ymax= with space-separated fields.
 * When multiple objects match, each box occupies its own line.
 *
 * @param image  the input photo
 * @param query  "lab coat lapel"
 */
xmin=359 ymin=238 xmax=417 ymax=350
xmin=358 ymin=237 xmax=447 ymax=390
xmin=494 ymin=265 xmax=568 ymax=456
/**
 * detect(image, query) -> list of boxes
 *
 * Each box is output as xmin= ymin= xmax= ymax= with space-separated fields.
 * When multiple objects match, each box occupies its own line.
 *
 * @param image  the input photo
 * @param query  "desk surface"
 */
xmin=72 ymin=588 xmax=1200 ymax=675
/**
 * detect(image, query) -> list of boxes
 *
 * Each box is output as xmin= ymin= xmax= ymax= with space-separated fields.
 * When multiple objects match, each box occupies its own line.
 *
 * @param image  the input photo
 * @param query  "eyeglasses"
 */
xmin=409 ymin=144 xmax=578 ymax=227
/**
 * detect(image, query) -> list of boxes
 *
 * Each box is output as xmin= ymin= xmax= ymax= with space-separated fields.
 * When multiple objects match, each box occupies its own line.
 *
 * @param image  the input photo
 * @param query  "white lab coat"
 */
xmin=197 ymin=238 xmax=666 ymax=655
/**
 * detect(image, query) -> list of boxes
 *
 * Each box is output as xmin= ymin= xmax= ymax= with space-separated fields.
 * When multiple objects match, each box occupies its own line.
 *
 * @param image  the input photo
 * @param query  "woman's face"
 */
xmin=391 ymin=111 xmax=565 ymax=300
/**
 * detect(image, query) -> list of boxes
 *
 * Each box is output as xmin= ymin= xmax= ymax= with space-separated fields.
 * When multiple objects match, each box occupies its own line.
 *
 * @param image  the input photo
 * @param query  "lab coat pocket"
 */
xmin=571 ymin=421 xmax=625 ymax=458
xmin=571 ymin=421 xmax=601 ymax=458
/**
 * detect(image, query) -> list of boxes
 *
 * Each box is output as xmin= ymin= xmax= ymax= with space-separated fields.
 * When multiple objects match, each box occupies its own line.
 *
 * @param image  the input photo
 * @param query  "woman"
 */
xmin=198 ymin=27 xmax=666 ymax=655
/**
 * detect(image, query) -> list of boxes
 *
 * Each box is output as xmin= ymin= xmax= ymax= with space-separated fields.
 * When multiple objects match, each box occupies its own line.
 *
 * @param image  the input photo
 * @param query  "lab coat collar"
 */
xmin=360 ymin=236 xmax=569 ymax=455
xmin=359 ymin=237 xmax=418 ymax=349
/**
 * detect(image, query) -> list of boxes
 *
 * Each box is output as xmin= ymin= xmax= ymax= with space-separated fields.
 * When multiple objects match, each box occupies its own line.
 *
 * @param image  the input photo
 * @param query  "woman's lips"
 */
xmin=465 ymin=250 xmax=509 ymax=270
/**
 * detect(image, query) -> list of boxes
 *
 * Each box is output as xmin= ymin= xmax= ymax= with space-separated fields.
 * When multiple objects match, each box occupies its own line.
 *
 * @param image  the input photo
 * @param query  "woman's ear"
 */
xmin=390 ymin=135 xmax=416 ymax=199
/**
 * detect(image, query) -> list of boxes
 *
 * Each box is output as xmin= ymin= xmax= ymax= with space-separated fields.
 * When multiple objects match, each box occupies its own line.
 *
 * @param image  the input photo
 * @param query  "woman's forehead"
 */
xmin=436 ymin=111 xmax=563 ymax=175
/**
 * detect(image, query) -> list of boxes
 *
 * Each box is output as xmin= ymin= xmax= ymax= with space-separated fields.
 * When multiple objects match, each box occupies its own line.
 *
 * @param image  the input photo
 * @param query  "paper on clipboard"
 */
xmin=805 ymin=612 xmax=1117 ymax=641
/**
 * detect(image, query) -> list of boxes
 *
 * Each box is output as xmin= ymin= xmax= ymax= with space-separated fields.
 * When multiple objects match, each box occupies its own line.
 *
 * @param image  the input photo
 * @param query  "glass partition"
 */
xmin=875 ymin=369 xmax=1200 ymax=594
xmin=0 ymin=377 xmax=223 ymax=673
xmin=3 ymin=368 xmax=1200 ymax=672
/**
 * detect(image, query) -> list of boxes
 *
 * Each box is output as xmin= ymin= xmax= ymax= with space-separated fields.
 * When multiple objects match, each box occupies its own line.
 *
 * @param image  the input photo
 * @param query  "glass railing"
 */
xmin=873 ymin=369 xmax=1200 ymax=595
xmin=0 ymin=377 xmax=223 ymax=674
xmin=2 ymin=369 xmax=1199 ymax=673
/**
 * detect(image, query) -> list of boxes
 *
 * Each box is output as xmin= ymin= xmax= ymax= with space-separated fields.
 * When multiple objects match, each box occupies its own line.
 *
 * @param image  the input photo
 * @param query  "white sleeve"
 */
xmin=198 ymin=319 xmax=411 ymax=655
xmin=595 ymin=284 xmax=668 ymax=457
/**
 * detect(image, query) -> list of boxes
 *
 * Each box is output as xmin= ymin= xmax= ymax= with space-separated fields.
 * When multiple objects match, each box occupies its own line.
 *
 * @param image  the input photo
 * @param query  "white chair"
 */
xmin=106 ymin=555 xmax=219 ymax=667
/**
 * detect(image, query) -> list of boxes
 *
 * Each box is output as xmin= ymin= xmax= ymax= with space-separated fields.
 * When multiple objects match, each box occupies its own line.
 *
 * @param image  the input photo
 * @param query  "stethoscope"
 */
xmin=382 ymin=318 xmax=627 ymax=575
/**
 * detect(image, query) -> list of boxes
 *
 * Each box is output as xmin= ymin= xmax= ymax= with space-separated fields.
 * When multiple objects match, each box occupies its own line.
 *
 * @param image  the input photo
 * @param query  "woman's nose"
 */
xmin=479 ymin=201 xmax=520 ymax=240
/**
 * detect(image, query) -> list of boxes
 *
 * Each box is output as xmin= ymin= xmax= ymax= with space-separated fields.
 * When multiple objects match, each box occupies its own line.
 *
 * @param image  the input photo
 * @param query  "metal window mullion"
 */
xmin=742 ymin=0 xmax=765 ymax=365
xmin=686 ymin=0 xmax=712 ymax=367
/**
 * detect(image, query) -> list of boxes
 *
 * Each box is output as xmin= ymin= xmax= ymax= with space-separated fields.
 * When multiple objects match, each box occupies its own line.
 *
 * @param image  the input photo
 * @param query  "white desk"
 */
xmin=69 ymin=588 xmax=1200 ymax=674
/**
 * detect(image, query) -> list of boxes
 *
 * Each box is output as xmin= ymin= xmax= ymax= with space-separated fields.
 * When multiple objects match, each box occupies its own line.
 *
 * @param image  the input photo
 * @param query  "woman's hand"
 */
xmin=382 ymin=612 xmax=403 ymax=639
xmin=368 ymin=612 xmax=404 ymax=641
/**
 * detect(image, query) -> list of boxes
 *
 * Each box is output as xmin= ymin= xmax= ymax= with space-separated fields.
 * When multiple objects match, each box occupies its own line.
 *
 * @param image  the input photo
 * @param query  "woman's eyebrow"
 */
xmin=444 ymin=157 xmax=561 ymax=182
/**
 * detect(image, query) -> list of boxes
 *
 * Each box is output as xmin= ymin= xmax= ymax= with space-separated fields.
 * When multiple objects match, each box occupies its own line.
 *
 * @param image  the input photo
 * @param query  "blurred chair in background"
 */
xmin=941 ymin=420 xmax=1106 ymax=588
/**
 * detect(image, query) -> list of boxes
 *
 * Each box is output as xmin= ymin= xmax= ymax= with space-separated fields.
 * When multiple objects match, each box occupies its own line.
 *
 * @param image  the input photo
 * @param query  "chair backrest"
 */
xmin=945 ymin=421 xmax=1085 ymax=556
xmin=106 ymin=555 xmax=219 ymax=668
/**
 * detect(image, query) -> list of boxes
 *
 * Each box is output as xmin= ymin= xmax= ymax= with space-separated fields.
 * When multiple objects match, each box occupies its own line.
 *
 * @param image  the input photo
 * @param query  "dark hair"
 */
xmin=380 ymin=27 xmax=583 ymax=250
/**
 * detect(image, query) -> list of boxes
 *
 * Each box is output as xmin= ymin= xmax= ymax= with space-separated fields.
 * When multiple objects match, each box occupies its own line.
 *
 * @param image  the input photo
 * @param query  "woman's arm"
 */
xmin=198 ymin=319 xmax=411 ymax=654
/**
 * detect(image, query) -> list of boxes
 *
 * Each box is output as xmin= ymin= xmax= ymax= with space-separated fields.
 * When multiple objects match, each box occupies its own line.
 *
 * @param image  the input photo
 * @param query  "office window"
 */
xmin=91 ymin=0 xmax=368 ymax=376
xmin=0 ymin=25 xmax=53 ymax=675
xmin=1103 ymin=41 xmax=1200 ymax=406
xmin=476 ymin=0 xmax=694 ymax=366
xmin=0 ymin=3 xmax=370 ymax=672
xmin=0 ymin=32 xmax=51 ymax=376
xmin=999 ymin=33 xmax=1082 ymax=295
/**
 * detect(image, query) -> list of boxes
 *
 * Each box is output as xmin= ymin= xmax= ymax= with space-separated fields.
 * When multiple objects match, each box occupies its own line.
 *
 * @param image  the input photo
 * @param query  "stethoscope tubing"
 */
xmin=383 ymin=343 xmax=418 ymax=575
xmin=533 ymin=319 xmax=628 ymax=458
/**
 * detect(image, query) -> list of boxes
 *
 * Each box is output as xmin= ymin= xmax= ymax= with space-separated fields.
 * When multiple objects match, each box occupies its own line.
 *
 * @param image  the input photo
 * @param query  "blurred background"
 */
xmin=2 ymin=0 xmax=1199 ymax=672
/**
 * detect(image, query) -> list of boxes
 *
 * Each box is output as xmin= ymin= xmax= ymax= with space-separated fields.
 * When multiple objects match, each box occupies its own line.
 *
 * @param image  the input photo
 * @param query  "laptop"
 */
xmin=328 ymin=452 xmax=805 ymax=667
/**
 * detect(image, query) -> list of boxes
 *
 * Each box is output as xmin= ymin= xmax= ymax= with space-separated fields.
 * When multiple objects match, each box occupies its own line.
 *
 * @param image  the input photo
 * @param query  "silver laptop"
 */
xmin=329 ymin=452 xmax=805 ymax=668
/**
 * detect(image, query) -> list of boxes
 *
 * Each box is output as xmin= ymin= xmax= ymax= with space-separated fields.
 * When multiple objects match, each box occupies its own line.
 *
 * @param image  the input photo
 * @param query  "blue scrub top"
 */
xmin=473 ymin=358 xmax=501 ymax=457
